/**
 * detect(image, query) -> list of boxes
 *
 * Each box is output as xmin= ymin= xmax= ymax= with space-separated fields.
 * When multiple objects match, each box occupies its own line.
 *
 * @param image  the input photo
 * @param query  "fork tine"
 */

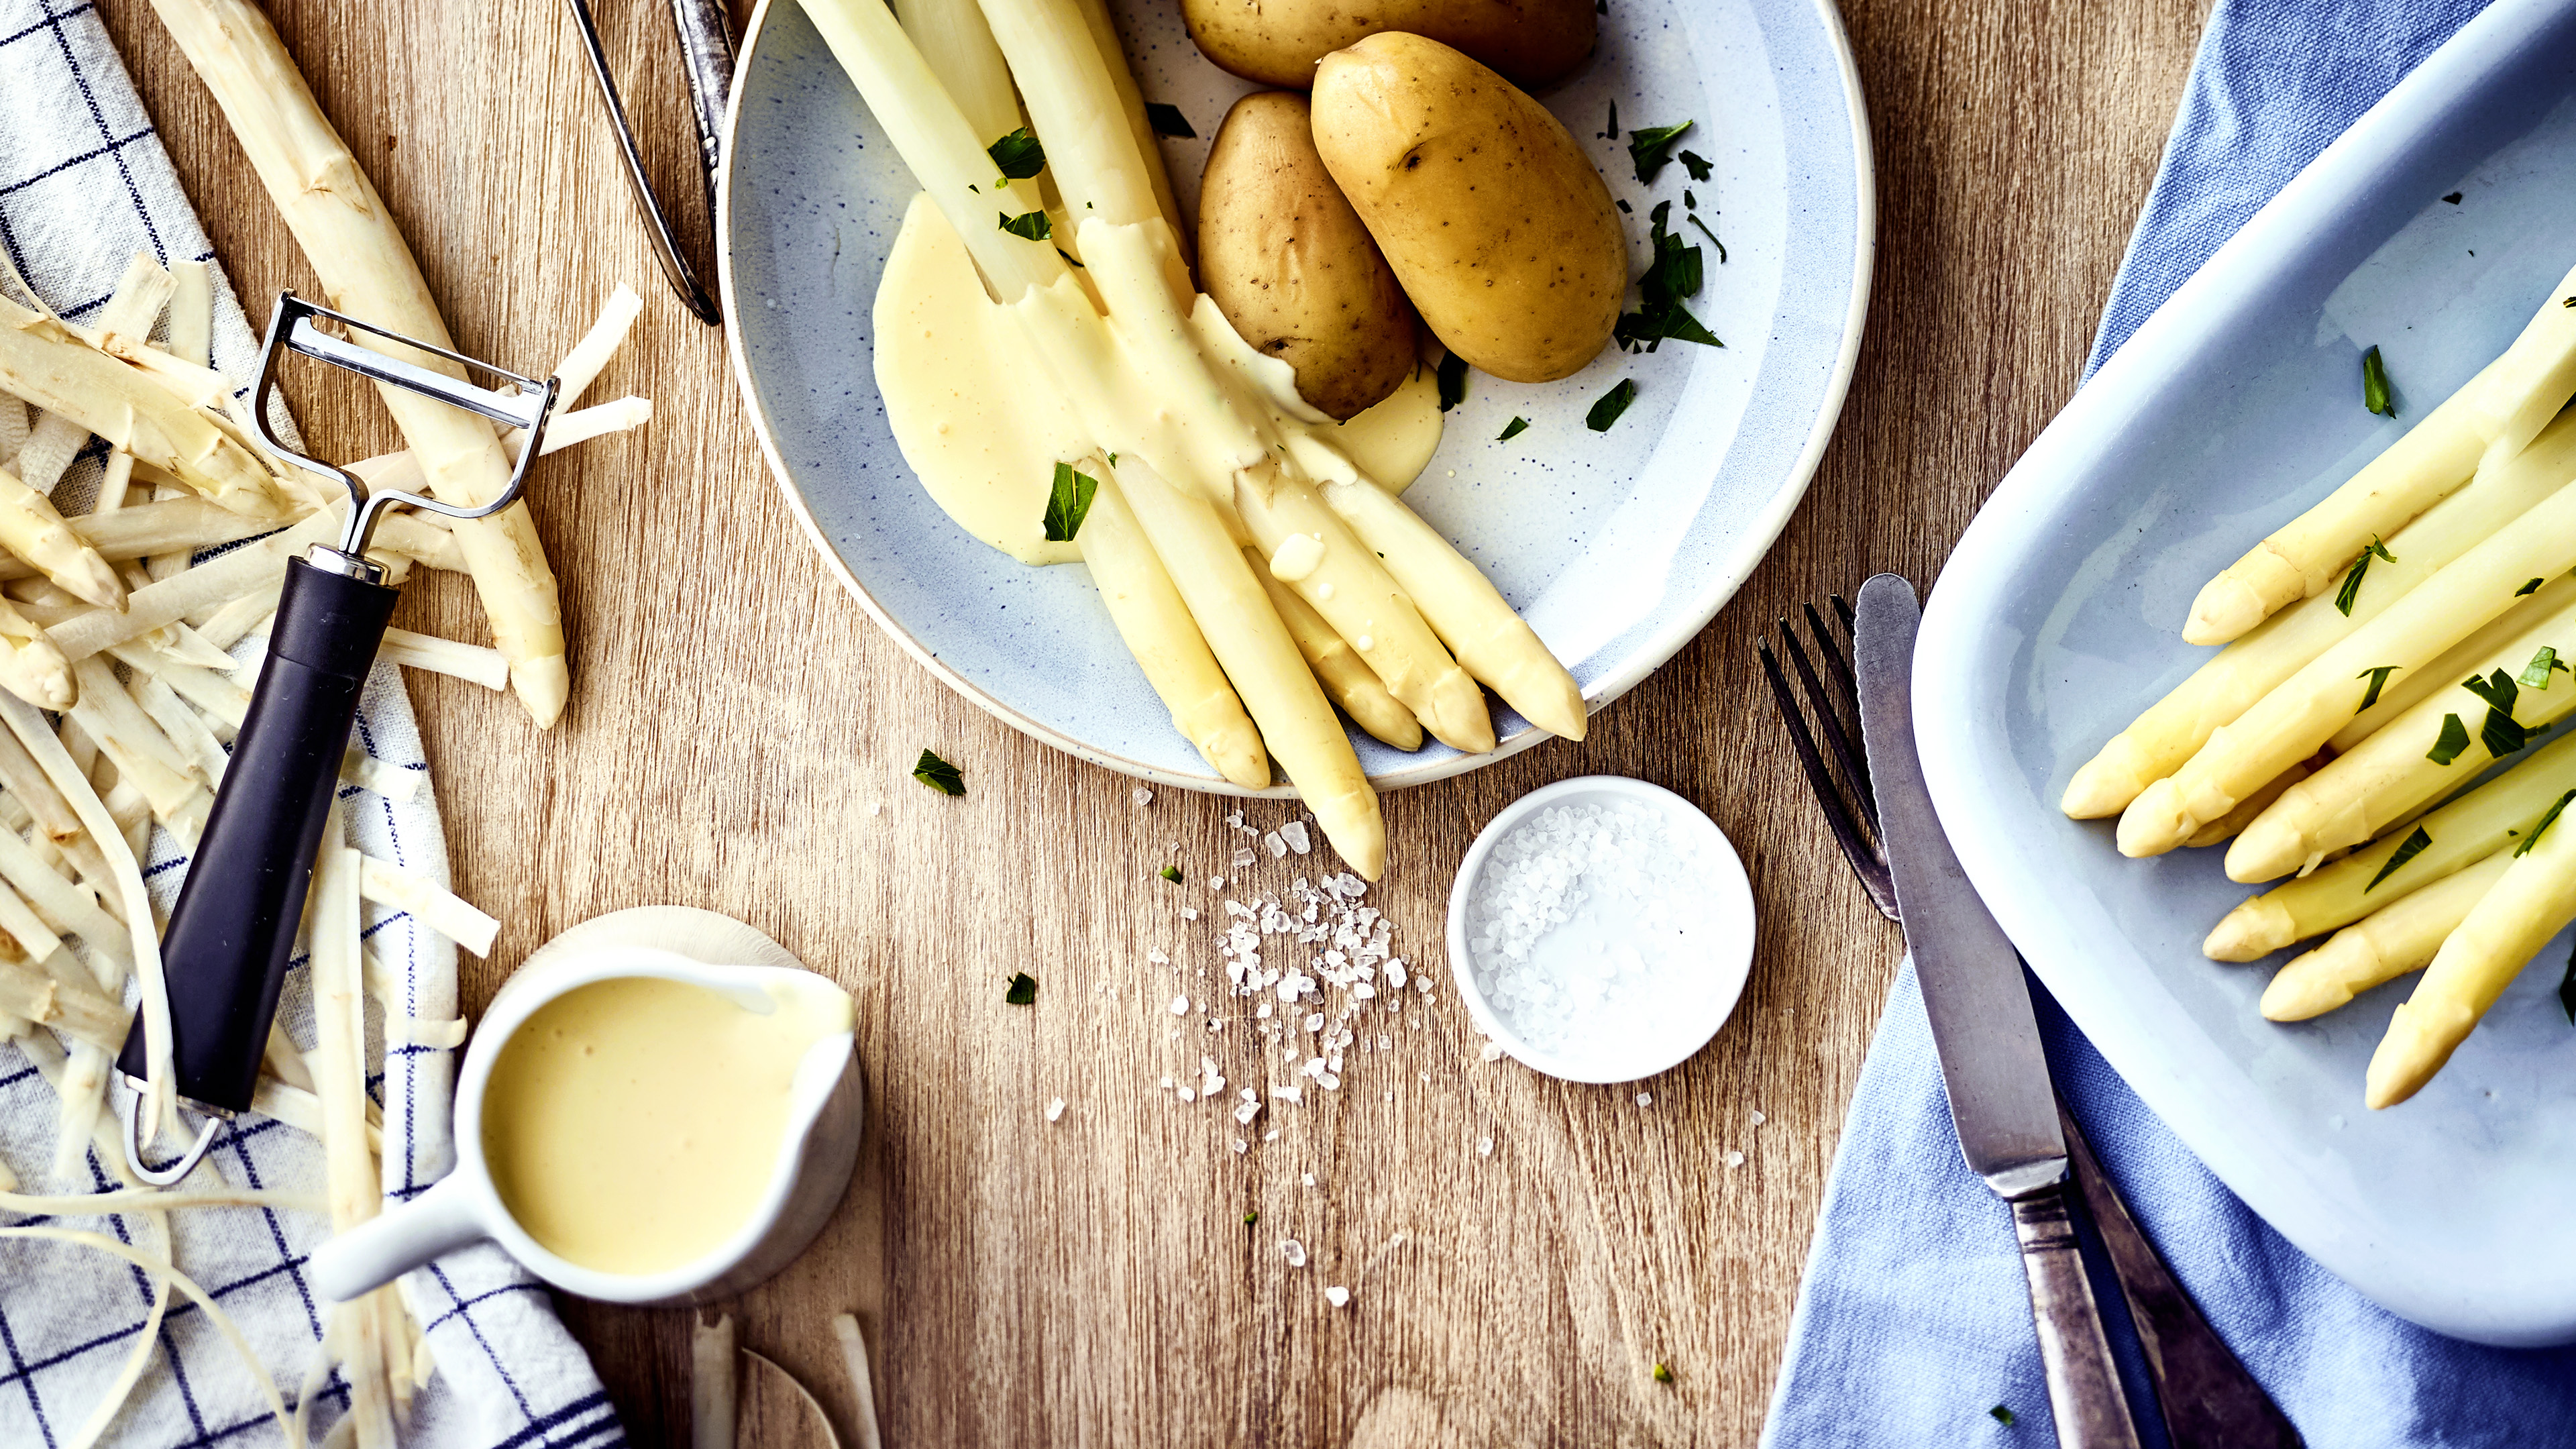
xmin=1801 ymin=598 xmax=1877 ymax=812
xmin=1778 ymin=616 xmax=1880 ymax=835
xmin=1759 ymin=633 xmax=1900 ymax=919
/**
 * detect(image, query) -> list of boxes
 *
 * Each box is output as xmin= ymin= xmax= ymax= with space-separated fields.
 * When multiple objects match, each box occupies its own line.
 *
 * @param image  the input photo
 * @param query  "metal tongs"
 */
xmin=115 ymin=292 xmax=559 ymax=1184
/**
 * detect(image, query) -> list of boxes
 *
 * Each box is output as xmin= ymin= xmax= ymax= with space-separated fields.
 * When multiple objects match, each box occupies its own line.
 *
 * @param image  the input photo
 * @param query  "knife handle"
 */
xmin=2012 ymin=1180 xmax=2143 ymax=1449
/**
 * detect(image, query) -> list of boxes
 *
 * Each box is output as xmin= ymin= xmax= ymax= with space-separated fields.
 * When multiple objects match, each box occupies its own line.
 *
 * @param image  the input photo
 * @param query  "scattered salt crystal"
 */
xmin=1751 ymin=1110 xmax=1767 ymax=1126
xmin=1386 ymin=961 xmax=1408 ymax=988
xmin=1256 ymin=1003 xmax=1273 ymax=1019
xmin=1636 ymin=1092 xmax=1653 ymax=1108
xmin=1725 ymin=1149 xmax=1746 ymax=1169
xmin=1177 ymin=1087 xmax=1195 ymax=1104
xmin=1233 ymin=847 xmax=1258 ymax=869
xmin=1132 ymin=786 xmax=1154 ymax=806
xmin=1301 ymin=1173 xmax=1316 ymax=1187
xmin=1236 ymin=1101 xmax=1261 ymax=1124
xmin=1476 ymin=1136 xmax=1495 ymax=1157
xmin=1171 ymin=994 xmax=1190 ymax=1015
xmin=1181 ymin=907 xmax=1199 ymax=921
xmin=1303 ymin=1013 xmax=1325 ymax=1033
xmin=1272 ymin=1084 xmax=1303 ymax=1103
xmin=1324 ymin=1285 xmax=1350 ymax=1307
xmin=1281 ymin=822 xmax=1311 ymax=855
xmin=867 ymin=802 xmax=882 ymax=816
xmin=1265 ymin=832 xmax=1289 ymax=858
xmin=1232 ymin=1138 xmax=1248 ymax=1154
xmin=1046 ymin=1097 xmax=1067 ymax=1122
xmin=1148 ymin=947 xmax=1169 ymax=965
xmin=1281 ymin=1240 xmax=1307 ymax=1267
xmin=1479 ymin=1041 xmax=1506 ymax=1063
xmin=1160 ymin=1076 xmax=1175 ymax=1089
xmin=1264 ymin=1128 xmax=1279 ymax=1141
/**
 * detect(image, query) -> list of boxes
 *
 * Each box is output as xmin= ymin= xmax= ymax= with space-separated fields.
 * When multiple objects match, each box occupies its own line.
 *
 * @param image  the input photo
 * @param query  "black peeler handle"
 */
xmin=117 ymin=553 xmax=397 ymax=1114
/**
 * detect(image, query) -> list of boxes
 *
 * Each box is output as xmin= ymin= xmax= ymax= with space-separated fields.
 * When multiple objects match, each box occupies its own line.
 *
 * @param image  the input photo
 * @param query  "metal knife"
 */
xmin=1853 ymin=572 xmax=2141 ymax=1449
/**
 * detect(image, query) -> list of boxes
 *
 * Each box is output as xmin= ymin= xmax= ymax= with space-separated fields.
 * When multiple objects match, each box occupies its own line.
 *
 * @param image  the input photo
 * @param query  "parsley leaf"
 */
xmin=2334 ymin=535 xmax=2395 ymax=615
xmin=2365 ymin=826 xmax=2432 ymax=892
xmin=999 ymin=209 xmax=1053 ymax=241
xmin=2461 ymin=668 xmax=2519 ymax=715
xmin=913 ymin=748 xmax=965 ymax=796
xmin=1652 ymin=1362 xmax=1674 ymax=1384
xmin=1586 ymin=378 xmax=1639 ymax=431
xmin=1436 ymin=352 xmax=1469 ymax=412
xmin=1686 ymin=212 xmax=1727 ymax=263
xmin=1989 ymin=1405 xmax=2016 ymax=1426
xmin=2362 ymin=344 xmax=2396 ymax=417
xmin=1614 ymin=202 xmax=1722 ymax=351
xmin=1679 ymin=149 xmax=1712 ymax=182
xmin=987 ymin=127 xmax=1045 ymax=181
xmin=2517 ymin=789 xmax=2576 ymax=857
xmin=2428 ymin=712 xmax=2472 ymax=765
xmin=2357 ymin=665 xmax=2399 ymax=712
xmin=1144 ymin=102 xmax=1195 ymax=138
xmin=1005 ymin=971 xmax=1038 ymax=1005
xmin=2518 ymin=576 xmax=2546 ymax=596
xmin=1602 ymin=99 xmax=1619 ymax=140
xmin=1056 ymin=246 xmax=1085 ymax=269
xmin=1042 ymin=462 xmax=1099 ymax=542
xmin=1243 ymin=1210 xmax=1258 ymax=1224
xmin=1626 ymin=120 xmax=1694 ymax=183
xmin=1160 ymin=864 xmax=1183 ymax=883
xmin=2561 ymin=940 xmax=2576 ymax=1024
xmin=1497 ymin=417 xmax=1529 ymax=441
xmin=2524 ymin=645 xmax=2571 ymax=689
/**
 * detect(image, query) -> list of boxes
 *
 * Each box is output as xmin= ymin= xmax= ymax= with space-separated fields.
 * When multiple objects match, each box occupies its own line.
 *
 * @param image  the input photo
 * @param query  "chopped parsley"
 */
xmin=1586 ymin=378 xmax=1639 ymax=431
xmin=1042 ymin=461 xmax=1099 ymax=542
xmin=2334 ymin=535 xmax=2395 ymax=616
xmin=1436 ymin=352 xmax=1469 ymax=412
xmin=1683 ymin=189 xmax=1697 ymax=210
xmin=1614 ymin=202 xmax=1721 ymax=352
xmin=2428 ymin=712 xmax=2471 ymax=765
xmin=1243 ymin=1210 xmax=1258 ymax=1224
xmin=1652 ymin=1362 xmax=1674 ymax=1384
xmin=2362 ymin=344 xmax=2396 ymax=417
xmin=1601 ymin=99 xmax=1619 ymax=140
xmin=1686 ymin=213 xmax=1727 ymax=263
xmin=1497 ymin=417 xmax=1529 ymax=441
xmin=1615 ymin=199 xmax=1633 ymax=214
xmin=2365 ymin=826 xmax=2432 ymax=892
xmin=1056 ymin=247 xmax=1085 ymax=269
xmin=2518 ymin=576 xmax=2548 ymax=596
xmin=1625 ymin=119 xmax=1694 ymax=184
xmin=912 ymin=748 xmax=965 ymax=796
xmin=987 ymin=127 xmax=1045 ymax=181
xmin=1144 ymin=102 xmax=1195 ymax=138
xmin=2443 ymin=191 xmax=2464 ymax=204
xmin=2461 ymin=667 xmax=2518 ymax=713
xmin=1160 ymin=864 xmax=1183 ymax=883
xmin=1989 ymin=1405 xmax=2015 ymax=1426
xmin=1679 ymin=149 xmax=1712 ymax=182
xmin=2459 ymin=669 xmax=2530 ymax=757
xmin=1005 ymin=971 xmax=1038 ymax=1005
xmin=2524 ymin=645 xmax=2569 ymax=689
xmin=2518 ymin=790 xmax=2576 ymax=857
xmin=2356 ymin=664 xmax=2399 ymax=712
xmin=999 ymin=209 xmax=1053 ymax=241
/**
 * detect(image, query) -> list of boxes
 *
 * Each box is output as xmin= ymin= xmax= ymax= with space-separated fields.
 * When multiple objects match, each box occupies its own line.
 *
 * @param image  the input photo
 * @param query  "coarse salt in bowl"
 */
xmin=1446 ymin=777 xmax=1758 ymax=1084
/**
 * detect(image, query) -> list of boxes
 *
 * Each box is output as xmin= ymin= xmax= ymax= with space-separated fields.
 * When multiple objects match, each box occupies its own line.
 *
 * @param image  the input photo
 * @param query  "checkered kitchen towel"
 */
xmin=0 ymin=3 xmax=621 ymax=1444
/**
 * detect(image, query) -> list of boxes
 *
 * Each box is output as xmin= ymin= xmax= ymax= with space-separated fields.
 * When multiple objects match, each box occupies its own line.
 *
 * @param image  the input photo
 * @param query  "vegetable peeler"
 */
xmin=116 ymin=292 xmax=559 ymax=1185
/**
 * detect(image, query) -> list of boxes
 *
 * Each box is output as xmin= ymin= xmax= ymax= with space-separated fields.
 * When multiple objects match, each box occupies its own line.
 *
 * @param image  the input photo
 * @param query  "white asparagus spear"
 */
xmin=357 ymin=854 xmax=498 ymax=956
xmin=2119 ymin=477 xmax=2576 ymax=857
xmin=2261 ymin=848 xmax=2512 ymax=1022
xmin=2204 ymin=729 xmax=2576 ymax=959
xmin=2226 ymin=593 xmax=2576 ymax=881
xmin=1246 ymin=545 xmax=1424 ymax=753
xmin=1081 ymin=472 xmax=1269 ymax=787
xmin=311 ymin=833 xmax=400 ymax=1448
xmin=0 ymin=590 xmax=73 ymax=711
xmin=2182 ymin=263 xmax=2576 ymax=645
xmin=2068 ymin=409 xmax=2576 ymax=817
xmin=2367 ymin=782 xmax=2576 ymax=1108
xmin=148 ymin=0 xmax=570 ymax=725
xmin=0 ymin=494 xmax=278 ymax=580
xmin=2183 ymin=761 xmax=2308 ymax=849
xmin=168 ymin=260 xmax=213 ymax=368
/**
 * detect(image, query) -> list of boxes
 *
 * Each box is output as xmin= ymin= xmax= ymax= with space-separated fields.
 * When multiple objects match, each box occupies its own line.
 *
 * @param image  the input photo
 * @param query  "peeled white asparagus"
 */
xmin=1079 ymin=473 xmax=1269 ymax=787
xmin=0 ymin=295 xmax=276 ymax=513
xmin=379 ymin=627 xmax=508 ymax=690
xmin=0 ymin=464 xmax=121 ymax=608
xmin=2262 ymin=848 xmax=2513 ymax=1022
xmin=44 ymin=504 xmax=337 ymax=663
xmin=2120 ymin=476 xmax=2576 ymax=857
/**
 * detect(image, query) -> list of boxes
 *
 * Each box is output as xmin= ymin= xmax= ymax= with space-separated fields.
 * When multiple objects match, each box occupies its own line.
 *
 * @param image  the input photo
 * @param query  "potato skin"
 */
xmin=1181 ymin=0 xmax=1596 ymax=93
xmin=1199 ymin=91 xmax=1420 ymax=421
xmin=1311 ymin=33 xmax=1623 ymax=384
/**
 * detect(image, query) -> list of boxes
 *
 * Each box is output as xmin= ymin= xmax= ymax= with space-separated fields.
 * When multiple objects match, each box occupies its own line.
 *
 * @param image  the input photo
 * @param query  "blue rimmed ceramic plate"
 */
xmin=719 ymin=0 xmax=1872 ymax=791
xmin=1915 ymin=0 xmax=2576 ymax=1346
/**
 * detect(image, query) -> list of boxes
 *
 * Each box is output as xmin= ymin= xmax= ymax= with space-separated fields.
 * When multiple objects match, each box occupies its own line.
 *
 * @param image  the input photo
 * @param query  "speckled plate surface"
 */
xmin=1915 ymin=0 xmax=2576 ymax=1345
xmin=719 ymin=0 xmax=1872 ymax=792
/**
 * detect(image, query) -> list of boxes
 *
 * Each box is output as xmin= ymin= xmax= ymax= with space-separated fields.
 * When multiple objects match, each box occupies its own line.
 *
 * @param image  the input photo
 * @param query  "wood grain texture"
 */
xmin=97 ymin=0 xmax=2208 ymax=1440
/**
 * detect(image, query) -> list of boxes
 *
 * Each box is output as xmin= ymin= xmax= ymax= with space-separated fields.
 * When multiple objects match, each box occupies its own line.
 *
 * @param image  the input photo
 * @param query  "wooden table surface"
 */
xmin=101 ymin=0 xmax=2209 ymax=1440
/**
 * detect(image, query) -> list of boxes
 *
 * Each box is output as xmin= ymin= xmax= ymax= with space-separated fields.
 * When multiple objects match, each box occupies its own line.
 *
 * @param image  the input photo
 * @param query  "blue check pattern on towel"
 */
xmin=0 ymin=3 xmax=620 ymax=1444
xmin=1761 ymin=2 xmax=2576 ymax=1445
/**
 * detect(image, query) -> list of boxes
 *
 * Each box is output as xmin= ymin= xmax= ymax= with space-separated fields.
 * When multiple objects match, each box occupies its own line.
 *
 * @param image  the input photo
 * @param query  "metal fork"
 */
xmin=1761 ymin=596 xmax=2303 ymax=1449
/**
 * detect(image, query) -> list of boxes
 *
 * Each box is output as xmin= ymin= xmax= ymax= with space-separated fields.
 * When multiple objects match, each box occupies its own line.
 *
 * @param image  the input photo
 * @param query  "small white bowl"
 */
xmin=1446 ymin=775 xmax=1758 ymax=1084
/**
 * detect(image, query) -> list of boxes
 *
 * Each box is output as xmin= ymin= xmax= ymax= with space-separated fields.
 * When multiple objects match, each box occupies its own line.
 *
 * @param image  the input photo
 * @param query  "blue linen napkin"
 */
xmin=1760 ymin=1 xmax=2576 ymax=1444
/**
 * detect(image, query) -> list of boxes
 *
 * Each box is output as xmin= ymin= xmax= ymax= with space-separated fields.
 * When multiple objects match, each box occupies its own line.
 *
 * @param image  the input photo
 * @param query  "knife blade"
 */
xmin=1854 ymin=572 xmax=2140 ymax=1449
xmin=1852 ymin=573 xmax=2065 ymax=1194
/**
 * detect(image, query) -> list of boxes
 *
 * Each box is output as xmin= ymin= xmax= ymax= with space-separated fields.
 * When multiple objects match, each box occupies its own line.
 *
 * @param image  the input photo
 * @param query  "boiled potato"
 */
xmin=1311 ymin=33 xmax=1623 ymax=384
xmin=1199 ymin=92 xmax=1419 ymax=421
xmin=1181 ymin=0 xmax=1595 ymax=93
